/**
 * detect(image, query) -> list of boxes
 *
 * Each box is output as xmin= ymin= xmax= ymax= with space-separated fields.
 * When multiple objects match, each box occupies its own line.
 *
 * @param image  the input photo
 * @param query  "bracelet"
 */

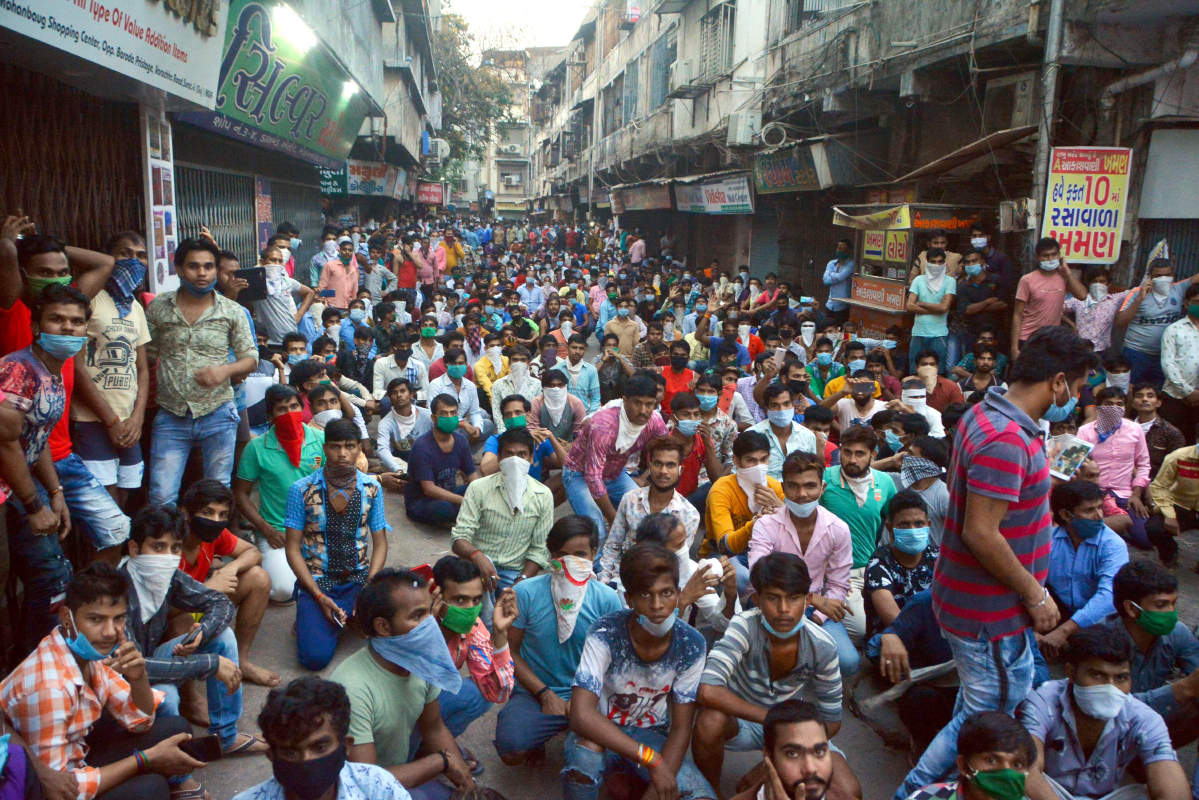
xmin=535 ymin=685 xmax=552 ymax=700
xmin=464 ymin=548 xmax=481 ymax=560
xmin=48 ymin=485 xmax=63 ymax=496
xmin=438 ymin=749 xmax=450 ymax=774
xmin=637 ymin=744 xmax=662 ymax=768
xmin=133 ymin=749 xmax=148 ymax=774
xmin=1026 ymin=587 xmax=1049 ymax=609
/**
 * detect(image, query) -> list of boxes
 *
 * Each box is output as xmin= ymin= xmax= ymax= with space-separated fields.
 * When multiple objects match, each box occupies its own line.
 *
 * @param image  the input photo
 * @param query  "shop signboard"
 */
xmin=346 ymin=160 xmax=399 ymax=196
xmin=610 ymin=184 xmax=672 ymax=214
xmin=417 ymin=182 xmax=444 ymax=205
xmin=910 ymin=207 xmax=982 ymax=233
xmin=754 ymin=146 xmax=821 ymax=194
xmin=676 ymin=175 xmax=755 ymax=214
xmin=176 ymin=0 xmax=372 ymax=168
xmin=850 ymin=276 xmax=906 ymax=312
xmin=1040 ymin=146 xmax=1132 ymax=263
xmin=0 ymin=0 xmax=226 ymax=107
xmin=320 ymin=165 xmax=349 ymax=196
xmin=885 ymin=231 xmax=910 ymax=264
xmin=863 ymin=231 xmax=885 ymax=260
xmin=833 ymin=205 xmax=911 ymax=230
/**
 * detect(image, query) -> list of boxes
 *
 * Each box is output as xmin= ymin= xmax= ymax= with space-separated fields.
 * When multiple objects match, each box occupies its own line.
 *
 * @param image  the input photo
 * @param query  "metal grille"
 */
xmin=270 ymin=179 xmax=324 ymax=285
xmin=175 ymin=166 xmax=256 ymax=264
xmin=1139 ymin=219 xmax=1199 ymax=281
xmin=0 ymin=63 xmax=142 ymax=250
xmin=699 ymin=3 xmax=736 ymax=84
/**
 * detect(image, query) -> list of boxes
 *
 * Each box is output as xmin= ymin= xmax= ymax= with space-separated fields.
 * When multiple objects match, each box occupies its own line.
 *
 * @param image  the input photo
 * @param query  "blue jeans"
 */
xmin=946 ymin=332 xmax=966 ymax=373
xmin=7 ymin=483 xmax=72 ymax=652
xmin=409 ymin=680 xmax=491 ymax=760
xmin=295 ymin=581 xmax=362 ymax=671
xmin=562 ymin=726 xmax=715 ymax=800
xmin=149 ymin=401 xmax=239 ymax=506
xmin=1123 ymin=346 xmax=1165 ymax=389
xmin=687 ymin=482 xmax=712 ymax=517
xmin=895 ymin=627 xmax=1036 ymax=800
xmin=406 ymin=483 xmax=467 ymax=527
xmin=54 ymin=453 xmax=130 ymax=550
xmin=152 ymin=626 xmax=242 ymax=748
xmin=480 ymin=567 xmax=522 ymax=629
xmin=807 ymin=607 xmax=861 ymax=678
xmin=909 ymin=335 xmax=948 ymax=374
xmin=563 ymin=468 xmax=639 ymax=546
xmin=495 ymin=687 xmax=570 ymax=756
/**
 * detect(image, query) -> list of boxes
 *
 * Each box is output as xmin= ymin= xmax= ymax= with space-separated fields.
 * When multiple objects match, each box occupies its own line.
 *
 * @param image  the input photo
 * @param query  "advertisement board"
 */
xmin=1040 ymin=146 xmax=1132 ymax=263
xmin=417 ymin=182 xmax=444 ymax=205
xmin=676 ymin=175 xmax=755 ymax=214
xmin=863 ymin=231 xmax=885 ymax=260
xmin=885 ymin=230 xmax=910 ymax=264
xmin=610 ymin=184 xmax=672 ymax=214
xmin=0 ymin=0 xmax=226 ymax=107
xmin=850 ymin=276 xmax=906 ymax=312
xmin=754 ymin=146 xmax=821 ymax=194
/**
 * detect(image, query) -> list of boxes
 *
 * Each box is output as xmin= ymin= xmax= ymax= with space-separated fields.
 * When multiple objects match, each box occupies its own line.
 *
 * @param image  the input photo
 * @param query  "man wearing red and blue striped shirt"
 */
xmin=896 ymin=326 xmax=1097 ymax=800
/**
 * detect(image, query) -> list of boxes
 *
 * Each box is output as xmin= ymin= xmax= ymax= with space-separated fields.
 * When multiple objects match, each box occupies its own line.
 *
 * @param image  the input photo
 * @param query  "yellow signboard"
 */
xmin=1040 ymin=147 xmax=1132 ymax=263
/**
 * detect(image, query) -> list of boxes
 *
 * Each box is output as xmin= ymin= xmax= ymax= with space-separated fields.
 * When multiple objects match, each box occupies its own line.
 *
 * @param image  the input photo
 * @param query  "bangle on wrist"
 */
xmin=637 ymin=744 xmax=662 ymax=768
xmin=48 ymin=485 xmax=62 ymax=496
xmin=1026 ymin=587 xmax=1049 ymax=609
xmin=438 ymin=750 xmax=450 ymax=774
xmin=535 ymin=685 xmax=551 ymax=700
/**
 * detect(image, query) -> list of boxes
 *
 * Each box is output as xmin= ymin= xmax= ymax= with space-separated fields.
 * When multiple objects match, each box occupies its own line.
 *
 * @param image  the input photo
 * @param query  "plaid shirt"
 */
xmin=0 ymin=628 xmax=162 ymax=800
xmin=120 ymin=566 xmax=235 ymax=683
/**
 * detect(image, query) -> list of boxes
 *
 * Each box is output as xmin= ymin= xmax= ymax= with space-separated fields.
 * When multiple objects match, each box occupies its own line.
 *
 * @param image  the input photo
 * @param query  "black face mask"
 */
xmin=787 ymin=379 xmax=806 ymax=396
xmin=189 ymin=516 xmax=225 ymax=543
xmin=271 ymin=744 xmax=346 ymax=800
xmin=670 ymin=355 xmax=688 ymax=371
xmin=395 ymin=347 xmax=412 ymax=360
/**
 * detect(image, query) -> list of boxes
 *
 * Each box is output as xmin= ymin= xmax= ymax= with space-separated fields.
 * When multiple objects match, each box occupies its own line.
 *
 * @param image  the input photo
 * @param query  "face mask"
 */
xmin=970 ymin=236 xmax=988 ymax=250
xmin=670 ymin=355 xmax=688 ymax=371
xmin=36 ymin=333 xmax=87 ymax=359
xmin=901 ymin=390 xmax=927 ymax=409
xmin=1132 ymin=602 xmax=1178 ymax=636
xmin=767 ymin=408 xmax=795 ymax=427
xmin=441 ymin=603 xmax=482 ymax=635
xmin=676 ymin=418 xmax=700 ymax=436
xmin=617 ymin=308 xmax=630 ymax=318
xmin=349 ymin=308 xmax=366 ymax=322
xmin=925 ymin=264 xmax=946 ymax=278
xmin=885 ymin=429 xmax=903 ymax=452
xmin=421 ymin=326 xmax=437 ymax=338
xmin=1038 ymin=259 xmax=1060 ymax=271
xmin=189 ymin=516 xmax=225 ymax=543
xmin=278 ymin=247 xmax=292 ymax=264
xmin=311 ymin=409 xmax=341 ymax=428
xmin=323 ymin=240 xmax=338 ymax=256
xmin=543 ymin=386 xmax=567 ymax=405
xmin=848 ymin=358 xmax=866 ymax=373
xmin=964 ymin=264 xmax=983 ymax=278
xmin=761 ymin=614 xmax=804 ymax=639
xmin=1189 ymin=303 xmax=1199 ymax=318
xmin=636 ymin=609 xmax=678 ymax=636
xmin=125 ymin=553 xmax=181 ymax=622
xmin=504 ymin=414 xmax=527 ymax=430
xmin=893 ymin=526 xmax=930 ymax=554
xmin=179 ymin=277 xmax=217 ymax=296
xmin=968 ymin=768 xmax=1026 ymax=800
xmin=285 ymin=352 xmax=307 ymax=366
xmin=1152 ymin=276 xmax=1175 ymax=296
xmin=1071 ymin=682 xmax=1127 ymax=720
xmin=816 ymin=352 xmax=833 ymax=366
xmin=695 ymin=303 xmax=708 ymax=313
xmin=561 ymin=321 xmax=573 ymax=336
xmin=785 ymin=498 xmax=818 ymax=518
xmin=446 ymin=364 xmax=467 ymax=380
xmin=436 ymin=415 xmax=459 ymax=433
xmin=510 ymin=362 xmax=530 ymax=381
xmin=63 ymin=608 xmax=115 ymax=661
xmin=370 ymin=614 xmax=463 ymax=693
xmin=500 ymin=455 xmax=532 ymax=510
xmin=738 ymin=324 xmax=750 ymax=340
xmin=26 ymin=274 xmax=72 ymax=294
xmin=1088 ymin=283 xmax=1109 ymax=302
xmin=1042 ymin=383 xmax=1078 ymax=423
xmin=697 ymin=394 xmax=719 ymax=411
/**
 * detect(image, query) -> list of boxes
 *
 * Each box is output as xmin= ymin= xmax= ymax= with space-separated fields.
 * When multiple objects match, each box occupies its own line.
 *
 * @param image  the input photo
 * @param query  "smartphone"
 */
xmin=412 ymin=563 xmax=435 ymax=586
xmin=773 ymin=347 xmax=786 ymax=367
xmin=180 ymin=734 xmax=222 ymax=763
xmin=180 ymin=626 xmax=202 ymax=647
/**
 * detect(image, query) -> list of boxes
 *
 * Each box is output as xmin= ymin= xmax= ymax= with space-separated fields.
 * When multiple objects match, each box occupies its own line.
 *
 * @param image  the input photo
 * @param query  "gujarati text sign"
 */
xmin=1041 ymin=146 xmax=1132 ymax=263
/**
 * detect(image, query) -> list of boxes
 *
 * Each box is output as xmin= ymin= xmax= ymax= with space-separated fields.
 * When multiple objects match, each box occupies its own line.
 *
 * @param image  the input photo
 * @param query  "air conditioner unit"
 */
xmin=427 ymin=138 xmax=450 ymax=160
xmin=504 ymin=175 xmax=523 ymax=186
xmin=981 ymin=71 xmax=1039 ymax=133
xmin=726 ymin=110 xmax=762 ymax=146
xmin=502 ymin=144 xmax=521 ymax=154
xmin=669 ymin=59 xmax=692 ymax=94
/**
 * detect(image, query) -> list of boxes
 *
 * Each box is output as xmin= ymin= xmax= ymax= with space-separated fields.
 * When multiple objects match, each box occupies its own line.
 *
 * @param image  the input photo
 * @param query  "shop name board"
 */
xmin=610 ymin=185 xmax=672 ymax=214
xmin=754 ymin=146 xmax=821 ymax=194
xmin=863 ymin=231 xmax=885 ymax=260
xmin=676 ymin=175 xmax=755 ymax=215
xmin=320 ymin=165 xmax=348 ymax=195
xmin=910 ymin=209 xmax=982 ymax=231
xmin=885 ymin=231 xmax=910 ymax=264
xmin=851 ymin=276 xmax=906 ymax=312
xmin=0 ymin=0 xmax=226 ymax=106
xmin=1041 ymin=146 xmax=1132 ymax=263
xmin=417 ymin=182 xmax=444 ymax=205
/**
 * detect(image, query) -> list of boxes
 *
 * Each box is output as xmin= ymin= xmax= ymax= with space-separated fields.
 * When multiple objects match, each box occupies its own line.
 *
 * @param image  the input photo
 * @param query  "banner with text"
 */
xmin=1040 ymin=146 xmax=1132 ymax=263
xmin=609 ymin=184 xmax=672 ymax=214
xmin=417 ymin=182 xmax=444 ymax=205
xmin=0 ymin=0 xmax=226 ymax=107
xmin=753 ymin=146 xmax=822 ymax=194
xmin=675 ymin=175 xmax=754 ymax=214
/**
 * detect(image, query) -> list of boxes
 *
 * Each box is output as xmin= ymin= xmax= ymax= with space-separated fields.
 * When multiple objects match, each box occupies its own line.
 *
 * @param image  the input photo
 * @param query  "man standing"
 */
xmin=822 ymin=238 xmax=854 ymax=325
xmin=1159 ymin=283 xmax=1199 ymax=441
xmin=1117 ymin=258 xmax=1194 ymax=387
xmin=146 ymin=238 xmax=257 ymax=506
xmin=317 ymin=237 xmax=360 ymax=310
xmin=1010 ymin=238 xmax=1086 ymax=361
xmin=906 ymin=248 xmax=956 ymax=374
xmin=896 ymin=326 xmax=1096 ymax=799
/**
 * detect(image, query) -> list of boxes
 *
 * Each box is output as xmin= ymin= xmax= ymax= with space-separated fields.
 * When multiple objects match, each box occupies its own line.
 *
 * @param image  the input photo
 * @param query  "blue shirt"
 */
xmin=518 ymin=283 xmax=545 ymax=313
xmin=554 ymin=359 xmax=601 ymax=413
xmin=822 ymin=257 xmax=855 ymax=311
xmin=1018 ymin=678 xmax=1176 ymax=798
xmin=866 ymin=589 xmax=951 ymax=667
xmin=483 ymin=433 xmax=554 ymax=480
xmin=514 ymin=574 xmax=622 ymax=700
xmin=596 ymin=299 xmax=618 ymax=333
xmin=1101 ymin=613 xmax=1199 ymax=718
xmin=1046 ymin=524 xmax=1128 ymax=630
xmin=404 ymin=430 xmax=474 ymax=503
xmin=283 ymin=469 xmax=390 ymax=586
xmin=706 ymin=336 xmax=751 ymax=367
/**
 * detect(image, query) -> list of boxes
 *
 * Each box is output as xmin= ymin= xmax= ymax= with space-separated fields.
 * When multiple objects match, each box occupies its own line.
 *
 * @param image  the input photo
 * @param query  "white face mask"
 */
xmin=1072 ymin=682 xmax=1127 ymax=721
xmin=543 ymin=386 xmax=568 ymax=405
xmin=278 ymin=247 xmax=291 ymax=263
xmin=1106 ymin=372 xmax=1131 ymax=390
xmin=738 ymin=324 xmax=750 ymax=340
xmin=1152 ymin=276 xmax=1174 ymax=296
xmin=970 ymin=236 xmax=988 ymax=249
xmin=1088 ymin=283 xmax=1108 ymax=302
xmin=312 ymin=408 xmax=341 ymax=428
xmin=925 ymin=263 xmax=946 ymax=279
xmin=561 ymin=321 xmax=573 ymax=336
xmin=663 ymin=322 xmax=674 ymax=339
xmin=486 ymin=346 xmax=503 ymax=363
xmin=902 ymin=389 xmax=928 ymax=409
xmin=433 ymin=300 xmax=445 ymax=312
xmin=125 ymin=553 xmax=181 ymax=622
xmin=322 ymin=240 xmax=338 ymax=256
xmin=510 ymin=361 xmax=529 ymax=381
xmin=499 ymin=455 xmax=532 ymax=510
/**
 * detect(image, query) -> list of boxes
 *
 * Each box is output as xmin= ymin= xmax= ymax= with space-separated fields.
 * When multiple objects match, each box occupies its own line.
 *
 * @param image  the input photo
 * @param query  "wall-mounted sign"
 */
xmin=320 ymin=165 xmax=349 ymax=196
xmin=863 ymin=231 xmax=885 ymax=260
xmin=849 ymin=275 xmax=906 ymax=312
xmin=417 ymin=182 xmax=444 ymax=205
xmin=610 ymin=184 xmax=672 ymax=214
xmin=1041 ymin=146 xmax=1132 ymax=263
xmin=754 ymin=146 xmax=822 ymax=194
xmin=885 ymin=230 xmax=910 ymax=264
xmin=142 ymin=107 xmax=179 ymax=293
xmin=676 ymin=175 xmax=754 ymax=214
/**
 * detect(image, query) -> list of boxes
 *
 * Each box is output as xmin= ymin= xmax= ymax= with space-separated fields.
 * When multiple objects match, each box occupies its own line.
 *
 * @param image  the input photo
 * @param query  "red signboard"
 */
xmin=849 ymin=275 xmax=907 ymax=312
xmin=417 ymin=182 xmax=444 ymax=205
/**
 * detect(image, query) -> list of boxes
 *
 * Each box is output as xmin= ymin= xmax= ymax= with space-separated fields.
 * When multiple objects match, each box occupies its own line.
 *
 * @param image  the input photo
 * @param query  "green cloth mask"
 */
xmin=504 ymin=414 xmax=527 ymax=430
xmin=441 ymin=603 xmax=482 ymax=635
xmin=421 ymin=326 xmax=437 ymax=337
xmin=969 ymin=768 xmax=1026 ymax=800
xmin=1133 ymin=602 xmax=1178 ymax=636
xmin=435 ymin=415 xmax=459 ymax=433
xmin=446 ymin=364 xmax=467 ymax=380
xmin=26 ymin=274 xmax=72 ymax=294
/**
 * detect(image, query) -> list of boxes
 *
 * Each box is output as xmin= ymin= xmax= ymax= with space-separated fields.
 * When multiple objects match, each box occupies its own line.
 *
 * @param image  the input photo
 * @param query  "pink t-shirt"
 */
xmin=1015 ymin=269 xmax=1068 ymax=341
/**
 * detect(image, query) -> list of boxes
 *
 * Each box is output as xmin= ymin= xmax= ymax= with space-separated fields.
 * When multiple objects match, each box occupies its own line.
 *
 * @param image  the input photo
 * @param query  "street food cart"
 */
xmin=831 ymin=203 xmax=989 ymax=338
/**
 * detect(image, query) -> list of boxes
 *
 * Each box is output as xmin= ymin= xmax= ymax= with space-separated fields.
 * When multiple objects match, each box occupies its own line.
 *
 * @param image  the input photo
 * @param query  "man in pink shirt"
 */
xmin=628 ymin=233 xmax=646 ymax=265
xmin=1010 ymin=237 xmax=1086 ymax=360
xmin=316 ymin=236 xmax=359 ymax=309
xmin=1077 ymin=385 xmax=1153 ymax=550
xmin=747 ymin=451 xmax=857 ymax=677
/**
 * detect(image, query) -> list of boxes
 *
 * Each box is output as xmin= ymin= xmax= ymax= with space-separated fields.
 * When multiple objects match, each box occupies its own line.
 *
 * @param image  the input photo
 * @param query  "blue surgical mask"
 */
xmin=816 ymin=352 xmax=833 ymax=366
xmin=485 ymin=305 xmax=496 ymax=314
xmin=882 ymin=339 xmax=898 ymax=350
xmin=617 ymin=307 xmax=631 ymax=318
xmin=370 ymin=615 xmax=463 ymax=693
xmin=447 ymin=364 xmax=467 ymax=380
xmin=695 ymin=304 xmax=707 ymax=312
xmin=179 ymin=277 xmax=216 ymax=296
xmin=893 ymin=526 xmax=930 ymax=554
xmin=848 ymin=358 xmax=866 ymax=373
xmin=1042 ymin=385 xmax=1078 ymax=423
xmin=1070 ymin=517 xmax=1105 ymax=539
xmin=63 ymin=609 xmax=114 ymax=661
xmin=767 ymin=408 xmax=795 ymax=427
xmin=785 ymin=498 xmax=818 ymax=518
xmin=885 ymin=429 xmax=903 ymax=452
xmin=36 ymin=333 xmax=87 ymax=359
xmin=287 ymin=353 xmax=307 ymax=365
xmin=349 ymin=308 xmax=366 ymax=322
xmin=697 ymin=394 xmax=719 ymax=411
xmin=964 ymin=264 xmax=983 ymax=278
xmin=676 ymin=418 xmax=700 ymax=436
xmin=636 ymin=610 xmax=678 ymax=636
xmin=761 ymin=614 xmax=804 ymax=639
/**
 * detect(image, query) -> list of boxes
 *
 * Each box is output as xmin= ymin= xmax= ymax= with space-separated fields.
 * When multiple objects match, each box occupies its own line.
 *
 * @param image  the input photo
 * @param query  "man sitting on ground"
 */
xmin=904 ymin=711 xmax=1035 ymax=800
xmin=404 ymin=394 xmax=482 ymax=526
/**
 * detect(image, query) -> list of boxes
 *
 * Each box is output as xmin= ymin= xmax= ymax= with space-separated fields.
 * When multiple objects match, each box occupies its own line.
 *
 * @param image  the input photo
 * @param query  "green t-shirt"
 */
xmin=235 ymin=424 xmax=325 ymax=531
xmin=819 ymin=466 xmax=897 ymax=568
xmin=330 ymin=645 xmax=440 ymax=767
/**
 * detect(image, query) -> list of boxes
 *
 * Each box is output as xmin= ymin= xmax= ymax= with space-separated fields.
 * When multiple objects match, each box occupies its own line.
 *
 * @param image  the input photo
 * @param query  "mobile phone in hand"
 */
xmin=179 ymin=734 xmax=222 ymax=763
xmin=180 ymin=626 xmax=202 ymax=647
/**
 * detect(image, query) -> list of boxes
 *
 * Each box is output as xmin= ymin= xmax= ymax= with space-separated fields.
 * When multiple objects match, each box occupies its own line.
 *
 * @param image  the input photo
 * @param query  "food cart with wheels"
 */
xmin=831 ymin=203 xmax=989 ymax=338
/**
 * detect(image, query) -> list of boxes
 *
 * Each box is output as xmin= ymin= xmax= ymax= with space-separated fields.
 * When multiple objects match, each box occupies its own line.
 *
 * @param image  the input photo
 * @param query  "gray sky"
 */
xmin=444 ymin=0 xmax=591 ymax=49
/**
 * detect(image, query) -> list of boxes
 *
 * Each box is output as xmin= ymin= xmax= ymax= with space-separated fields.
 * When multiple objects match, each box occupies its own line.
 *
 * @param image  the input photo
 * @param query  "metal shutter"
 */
xmin=270 ymin=179 xmax=324 ymax=284
xmin=175 ymin=166 xmax=256 ymax=264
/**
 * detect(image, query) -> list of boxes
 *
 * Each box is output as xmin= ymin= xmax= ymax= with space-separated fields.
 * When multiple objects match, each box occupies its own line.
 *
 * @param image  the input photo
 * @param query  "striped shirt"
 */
xmin=450 ymin=472 xmax=554 ymax=571
xmin=932 ymin=387 xmax=1052 ymax=640
xmin=700 ymin=610 xmax=842 ymax=723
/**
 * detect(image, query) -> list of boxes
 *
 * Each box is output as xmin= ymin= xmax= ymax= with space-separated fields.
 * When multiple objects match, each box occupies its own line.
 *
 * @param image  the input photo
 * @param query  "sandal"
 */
xmin=458 ymin=743 xmax=485 ymax=776
xmin=223 ymin=732 xmax=269 ymax=756
xmin=170 ymin=784 xmax=212 ymax=800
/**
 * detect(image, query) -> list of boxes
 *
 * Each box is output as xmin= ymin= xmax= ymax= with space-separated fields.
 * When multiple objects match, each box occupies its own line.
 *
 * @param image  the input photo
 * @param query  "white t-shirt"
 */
xmin=73 ymin=290 xmax=151 ymax=422
xmin=834 ymin=396 xmax=883 ymax=430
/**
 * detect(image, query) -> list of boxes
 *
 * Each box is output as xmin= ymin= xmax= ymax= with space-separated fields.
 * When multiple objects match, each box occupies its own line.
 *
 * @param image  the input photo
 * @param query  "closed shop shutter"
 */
xmin=175 ymin=165 xmax=256 ymax=263
xmin=1140 ymin=219 xmax=1199 ymax=280
xmin=0 ymin=64 xmax=142 ymax=249
xmin=750 ymin=203 xmax=780 ymax=274
xmin=270 ymin=178 xmax=324 ymax=283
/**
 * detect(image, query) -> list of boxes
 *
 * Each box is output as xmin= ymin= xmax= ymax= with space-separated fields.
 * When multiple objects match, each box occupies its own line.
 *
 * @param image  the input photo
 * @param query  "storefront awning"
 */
xmin=495 ymin=201 xmax=528 ymax=212
xmin=889 ymin=125 xmax=1036 ymax=184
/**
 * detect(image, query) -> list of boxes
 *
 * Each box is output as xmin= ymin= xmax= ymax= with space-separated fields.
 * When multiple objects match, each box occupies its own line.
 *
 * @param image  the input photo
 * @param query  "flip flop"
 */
xmin=170 ymin=784 xmax=212 ymax=800
xmin=223 ymin=732 xmax=268 ymax=756
xmin=458 ymin=743 xmax=485 ymax=776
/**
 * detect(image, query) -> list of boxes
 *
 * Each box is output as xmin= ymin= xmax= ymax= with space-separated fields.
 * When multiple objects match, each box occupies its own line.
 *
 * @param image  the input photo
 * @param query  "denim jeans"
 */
xmin=895 ymin=627 xmax=1036 ymax=800
xmin=7 ymin=483 xmax=72 ymax=652
xmin=148 ymin=401 xmax=239 ymax=506
xmin=295 ymin=581 xmax=362 ymax=671
xmin=54 ymin=453 xmax=130 ymax=550
xmin=807 ymin=607 xmax=861 ymax=678
xmin=152 ymin=626 xmax=242 ymax=748
xmin=562 ymin=726 xmax=715 ymax=800
xmin=563 ymin=467 xmax=639 ymax=546
xmin=687 ymin=482 xmax=712 ymax=518
xmin=494 ymin=687 xmax=570 ymax=756
xmin=909 ymin=335 xmax=948 ymax=374
xmin=406 ymin=483 xmax=467 ymax=527
xmin=946 ymin=332 xmax=966 ymax=374
xmin=408 ymin=679 xmax=492 ymax=761
xmin=480 ymin=567 xmax=522 ymax=629
xmin=1122 ymin=346 xmax=1165 ymax=389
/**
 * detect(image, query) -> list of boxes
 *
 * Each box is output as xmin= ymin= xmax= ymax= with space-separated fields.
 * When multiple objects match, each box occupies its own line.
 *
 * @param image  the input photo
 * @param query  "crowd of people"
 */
xmin=1 ymin=210 xmax=1199 ymax=800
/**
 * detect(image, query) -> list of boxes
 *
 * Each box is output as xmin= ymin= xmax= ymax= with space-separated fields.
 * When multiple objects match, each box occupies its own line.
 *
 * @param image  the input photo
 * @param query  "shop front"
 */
xmin=832 ymin=203 xmax=988 ymax=338
xmin=609 ymin=181 xmax=674 ymax=247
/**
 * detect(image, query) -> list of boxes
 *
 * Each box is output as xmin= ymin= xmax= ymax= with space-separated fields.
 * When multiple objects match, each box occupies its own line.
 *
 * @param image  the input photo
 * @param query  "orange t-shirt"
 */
xmin=661 ymin=366 xmax=695 ymax=415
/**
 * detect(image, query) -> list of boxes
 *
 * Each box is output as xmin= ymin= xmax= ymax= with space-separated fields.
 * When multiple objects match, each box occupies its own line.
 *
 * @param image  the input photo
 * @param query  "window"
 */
xmin=624 ymin=57 xmax=640 ymax=124
xmin=649 ymin=28 xmax=677 ymax=110
xmin=699 ymin=2 xmax=735 ymax=83
xmin=601 ymin=74 xmax=624 ymax=137
xmin=786 ymin=0 xmax=858 ymax=34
